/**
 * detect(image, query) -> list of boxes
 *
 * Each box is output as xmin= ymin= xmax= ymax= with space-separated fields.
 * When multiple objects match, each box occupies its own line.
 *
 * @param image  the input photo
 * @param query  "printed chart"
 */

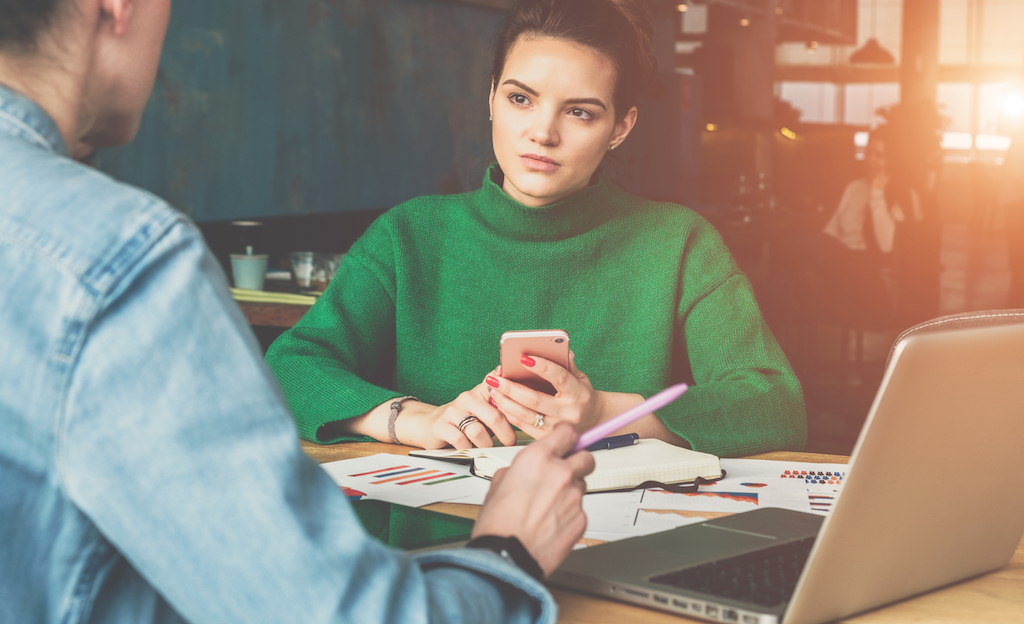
xmin=641 ymin=488 xmax=761 ymax=513
xmin=632 ymin=459 xmax=848 ymax=516
xmin=349 ymin=464 xmax=473 ymax=487
xmin=777 ymin=464 xmax=847 ymax=514
xmin=581 ymin=490 xmax=706 ymax=542
xmin=320 ymin=454 xmax=491 ymax=508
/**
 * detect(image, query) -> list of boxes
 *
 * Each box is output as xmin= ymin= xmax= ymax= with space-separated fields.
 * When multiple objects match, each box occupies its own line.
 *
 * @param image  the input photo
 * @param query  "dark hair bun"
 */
xmin=0 ymin=0 xmax=64 ymax=52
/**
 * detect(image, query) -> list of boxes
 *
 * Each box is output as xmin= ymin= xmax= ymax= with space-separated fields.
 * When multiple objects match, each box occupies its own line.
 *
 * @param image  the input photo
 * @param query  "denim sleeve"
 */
xmin=57 ymin=219 xmax=555 ymax=624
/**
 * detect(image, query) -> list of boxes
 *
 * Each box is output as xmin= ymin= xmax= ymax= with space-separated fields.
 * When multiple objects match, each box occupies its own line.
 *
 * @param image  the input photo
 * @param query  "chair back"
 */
xmin=886 ymin=309 xmax=1024 ymax=369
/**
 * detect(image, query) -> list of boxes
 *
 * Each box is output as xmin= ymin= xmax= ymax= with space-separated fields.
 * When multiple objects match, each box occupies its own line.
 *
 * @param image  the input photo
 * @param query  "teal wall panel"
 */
xmin=96 ymin=0 xmax=504 ymax=221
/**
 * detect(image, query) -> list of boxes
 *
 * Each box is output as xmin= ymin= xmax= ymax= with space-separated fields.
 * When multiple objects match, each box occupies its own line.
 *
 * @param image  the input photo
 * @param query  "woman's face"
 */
xmin=489 ymin=36 xmax=636 ymax=208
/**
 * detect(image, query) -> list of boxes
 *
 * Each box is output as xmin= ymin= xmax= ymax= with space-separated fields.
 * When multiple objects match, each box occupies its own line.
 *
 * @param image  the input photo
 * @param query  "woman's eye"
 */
xmin=508 ymin=93 xmax=530 ymax=106
xmin=568 ymin=107 xmax=593 ymax=121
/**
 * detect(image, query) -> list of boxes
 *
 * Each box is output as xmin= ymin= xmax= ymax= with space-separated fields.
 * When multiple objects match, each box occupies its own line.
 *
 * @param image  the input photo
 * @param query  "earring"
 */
xmin=610 ymin=144 xmax=616 ymax=150
xmin=489 ymin=114 xmax=492 ymax=121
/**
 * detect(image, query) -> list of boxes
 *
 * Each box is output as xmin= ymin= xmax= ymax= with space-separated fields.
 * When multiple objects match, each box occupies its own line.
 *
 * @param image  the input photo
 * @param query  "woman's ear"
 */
xmin=609 ymin=106 xmax=638 ymax=150
xmin=100 ymin=0 xmax=135 ymax=36
xmin=488 ymin=79 xmax=496 ymax=121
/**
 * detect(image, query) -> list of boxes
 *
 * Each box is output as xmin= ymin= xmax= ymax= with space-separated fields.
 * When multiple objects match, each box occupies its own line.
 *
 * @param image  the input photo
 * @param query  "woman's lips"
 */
xmin=520 ymin=154 xmax=560 ymax=172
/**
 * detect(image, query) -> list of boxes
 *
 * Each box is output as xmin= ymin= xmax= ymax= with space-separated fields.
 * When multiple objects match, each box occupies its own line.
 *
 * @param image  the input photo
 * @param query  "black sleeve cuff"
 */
xmin=465 ymin=535 xmax=545 ymax=581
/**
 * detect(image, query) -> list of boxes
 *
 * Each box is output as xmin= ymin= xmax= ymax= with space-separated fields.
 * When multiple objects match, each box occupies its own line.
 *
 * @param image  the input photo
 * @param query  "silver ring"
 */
xmin=457 ymin=415 xmax=481 ymax=433
xmin=533 ymin=413 xmax=545 ymax=428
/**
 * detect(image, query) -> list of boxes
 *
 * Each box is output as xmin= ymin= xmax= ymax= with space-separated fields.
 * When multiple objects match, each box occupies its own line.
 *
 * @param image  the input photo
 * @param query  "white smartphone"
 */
xmin=499 ymin=329 xmax=571 ymax=395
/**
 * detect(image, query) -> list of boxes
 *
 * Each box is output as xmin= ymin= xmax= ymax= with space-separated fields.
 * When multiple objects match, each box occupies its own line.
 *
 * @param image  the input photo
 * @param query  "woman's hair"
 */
xmin=491 ymin=0 xmax=658 ymax=120
xmin=0 ymin=0 xmax=64 ymax=53
xmin=869 ymin=125 xmax=919 ymax=216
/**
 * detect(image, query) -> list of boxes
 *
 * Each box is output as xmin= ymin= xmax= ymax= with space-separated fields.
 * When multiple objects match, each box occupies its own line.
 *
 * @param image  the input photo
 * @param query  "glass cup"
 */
xmin=321 ymin=253 xmax=345 ymax=285
xmin=289 ymin=251 xmax=315 ymax=289
xmin=230 ymin=253 xmax=268 ymax=290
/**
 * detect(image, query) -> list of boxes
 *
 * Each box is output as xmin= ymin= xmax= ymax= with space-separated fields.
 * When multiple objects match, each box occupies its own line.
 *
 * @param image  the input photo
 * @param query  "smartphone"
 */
xmin=499 ymin=329 xmax=571 ymax=395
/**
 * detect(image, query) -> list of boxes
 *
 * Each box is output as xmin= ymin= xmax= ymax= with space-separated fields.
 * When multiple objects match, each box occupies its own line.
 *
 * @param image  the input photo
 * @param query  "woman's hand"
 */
xmin=395 ymin=372 xmax=519 ymax=450
xmin=472 ymin=423 xmax=595 ymax=576
xmin=486 ymin=351 xmax=612 ymax=438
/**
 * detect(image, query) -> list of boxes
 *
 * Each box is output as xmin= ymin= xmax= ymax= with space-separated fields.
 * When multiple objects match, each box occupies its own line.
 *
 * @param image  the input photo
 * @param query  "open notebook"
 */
xmin=411 ymin=439 xmax=722 ymax=493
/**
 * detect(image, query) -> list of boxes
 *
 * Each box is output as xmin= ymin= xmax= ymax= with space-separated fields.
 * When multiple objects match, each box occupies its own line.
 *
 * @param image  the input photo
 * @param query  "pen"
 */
xmin=584 ymin=433 xmax=639 ymax=452
xmin=571 ymin=383 xmax=689 ymax=454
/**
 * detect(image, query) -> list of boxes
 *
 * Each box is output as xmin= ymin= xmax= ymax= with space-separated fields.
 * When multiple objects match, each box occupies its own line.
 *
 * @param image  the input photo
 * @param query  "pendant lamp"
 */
xmin=849 ymin=0 xmax=895 ymax=64
xmin=850 ymin=37 xmax=896 ymax=64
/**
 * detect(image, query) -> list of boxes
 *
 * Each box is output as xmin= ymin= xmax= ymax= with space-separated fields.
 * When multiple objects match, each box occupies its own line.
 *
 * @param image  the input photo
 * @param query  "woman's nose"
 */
xmin=528 ymin=112 xmax=559 ymax=146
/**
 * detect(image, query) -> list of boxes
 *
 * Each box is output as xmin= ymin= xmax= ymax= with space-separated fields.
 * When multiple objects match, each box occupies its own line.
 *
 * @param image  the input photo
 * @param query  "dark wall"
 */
xmin=95 ymin=0 xmax=505 ymax=222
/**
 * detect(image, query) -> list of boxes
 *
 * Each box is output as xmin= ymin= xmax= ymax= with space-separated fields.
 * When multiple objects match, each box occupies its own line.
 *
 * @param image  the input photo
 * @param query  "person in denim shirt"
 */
xmin=0 ymin=1 xmax=594 ymax=623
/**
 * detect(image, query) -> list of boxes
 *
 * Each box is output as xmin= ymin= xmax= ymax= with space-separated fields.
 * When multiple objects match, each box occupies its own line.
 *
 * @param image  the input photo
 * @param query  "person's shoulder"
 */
xmin=0 ymin=150 xmax=191 ymax=293
xmin=352 ymin=189 xmax=478 ymax=248
xmin=381 ymin=189 xmax=477 ymax=224
xmin=605 ymin=185 xmax=740 ymax=274
xmin=607 ymin=184 xmax=715 ymax=237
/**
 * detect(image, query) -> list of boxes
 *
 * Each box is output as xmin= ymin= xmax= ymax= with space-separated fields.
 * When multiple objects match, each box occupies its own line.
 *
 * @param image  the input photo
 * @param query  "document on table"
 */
xmin=581 ymin=490 xmax=708 ymax=542
xmin=637 ymin=459 xmax=846 ymax=516
xmin=319 ymin=454 xmax=491 ymax=509
xmin=451 ymin=458 xmax=846 ymax=542
xmin=752 ymin=459 xmax=848 ymax=515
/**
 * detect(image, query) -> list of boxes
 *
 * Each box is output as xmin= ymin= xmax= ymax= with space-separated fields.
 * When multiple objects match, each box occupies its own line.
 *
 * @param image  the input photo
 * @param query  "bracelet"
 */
xmin=465 ymin=535 xmax=544 ymax=581
xmin=387 ymin=396 xmax=418 ymax=445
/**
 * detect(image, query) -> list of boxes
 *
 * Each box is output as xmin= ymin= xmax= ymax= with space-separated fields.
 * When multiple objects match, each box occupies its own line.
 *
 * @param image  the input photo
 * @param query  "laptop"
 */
xmin=550 ymin=322 xmax=1024 ymax=624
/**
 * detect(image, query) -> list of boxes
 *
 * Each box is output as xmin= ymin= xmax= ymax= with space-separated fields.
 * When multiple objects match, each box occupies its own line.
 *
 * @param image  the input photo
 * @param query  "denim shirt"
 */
xmin=0 ymin=85 xmax=556 ymax=624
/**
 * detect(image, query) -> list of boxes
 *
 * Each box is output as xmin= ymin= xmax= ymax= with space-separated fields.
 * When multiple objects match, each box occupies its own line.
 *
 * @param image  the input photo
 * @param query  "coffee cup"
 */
xmin=231 ymin=249 xmax=268 ymax=291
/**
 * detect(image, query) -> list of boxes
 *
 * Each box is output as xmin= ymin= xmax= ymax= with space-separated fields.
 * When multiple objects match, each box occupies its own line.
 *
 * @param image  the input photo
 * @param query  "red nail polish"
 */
xmin=489 ymin=397 xmax=498 ymax=407
xmin=520 ymin=355 xmax=535 ymax=367
xmin=486 ymin=376 xmax=500 ymax=388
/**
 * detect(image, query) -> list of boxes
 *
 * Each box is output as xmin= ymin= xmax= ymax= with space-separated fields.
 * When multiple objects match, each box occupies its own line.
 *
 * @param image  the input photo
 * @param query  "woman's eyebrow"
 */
xmin=502 ymin=79 xmax=539 ymax=96
xmin=564 ymin=97 xmax=607 ymax=110
xmin=501 ymin=79 xmax=607 ymax=110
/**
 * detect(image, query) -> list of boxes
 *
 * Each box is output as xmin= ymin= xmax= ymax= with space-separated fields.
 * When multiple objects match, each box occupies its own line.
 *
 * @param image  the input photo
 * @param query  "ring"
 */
xmin=533 ymin=413 xmax=545 ymax=428
xmin=457 ymin=415 xmax=481 ymax=433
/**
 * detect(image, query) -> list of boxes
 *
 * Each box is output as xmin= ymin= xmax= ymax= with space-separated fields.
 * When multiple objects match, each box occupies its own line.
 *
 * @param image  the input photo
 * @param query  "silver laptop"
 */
xmin=550 ymin=322 xmax=1024 ymax=624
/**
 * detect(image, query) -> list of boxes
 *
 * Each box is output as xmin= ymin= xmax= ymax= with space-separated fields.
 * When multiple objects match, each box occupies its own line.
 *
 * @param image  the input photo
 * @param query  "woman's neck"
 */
xmin=0 ymin=30 xmax=95 ymax=156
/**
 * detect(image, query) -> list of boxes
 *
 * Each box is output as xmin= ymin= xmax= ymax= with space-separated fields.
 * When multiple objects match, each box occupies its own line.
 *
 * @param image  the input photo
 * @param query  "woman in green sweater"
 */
xmin=266 ymin=0 xmax=806 ymax=458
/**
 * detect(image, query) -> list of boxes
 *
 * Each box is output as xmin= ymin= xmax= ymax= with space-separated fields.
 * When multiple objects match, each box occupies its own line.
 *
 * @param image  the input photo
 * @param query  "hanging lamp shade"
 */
xmin=849 ymin=37 xmax=896 ymax=64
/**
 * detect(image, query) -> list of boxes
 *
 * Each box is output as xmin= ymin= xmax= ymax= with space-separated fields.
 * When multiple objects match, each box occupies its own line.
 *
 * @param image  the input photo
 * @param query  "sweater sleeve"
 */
xmin=266 ymin=237 xmax=403 ymax=443
xmin=645 ymin=225 xmax=807 ymax=457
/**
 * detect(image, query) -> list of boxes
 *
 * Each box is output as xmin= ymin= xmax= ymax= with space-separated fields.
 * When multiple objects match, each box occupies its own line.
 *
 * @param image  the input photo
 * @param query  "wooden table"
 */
xmin=237 ymin=301 xmax=310 ymax=327
xmin=301 ymin=440 xmax=1024 ymax=623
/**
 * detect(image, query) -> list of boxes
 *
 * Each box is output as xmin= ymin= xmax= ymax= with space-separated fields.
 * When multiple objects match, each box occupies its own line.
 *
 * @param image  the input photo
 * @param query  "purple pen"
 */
xmin=571 ymin=383 xmax=689 ymax=454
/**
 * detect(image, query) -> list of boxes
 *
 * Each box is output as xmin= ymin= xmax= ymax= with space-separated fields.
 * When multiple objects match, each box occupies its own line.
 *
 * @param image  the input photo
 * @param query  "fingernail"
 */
xmin=489 ymin=397 xmax=498 ymax=407
xmin=486 ymin=376 xmax=500 ymax=388
xmin=520 ymin=355 xmax=535 ymax=367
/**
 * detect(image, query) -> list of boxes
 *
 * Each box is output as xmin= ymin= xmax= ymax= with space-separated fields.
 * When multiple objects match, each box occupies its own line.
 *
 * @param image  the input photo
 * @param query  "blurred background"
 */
xmin=92 ymin=0 xmax=1024 ymax=454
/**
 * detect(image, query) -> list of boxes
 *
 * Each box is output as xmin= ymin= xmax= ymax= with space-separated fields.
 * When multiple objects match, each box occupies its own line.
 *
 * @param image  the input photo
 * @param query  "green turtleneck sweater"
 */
xmin=266 ymin=165 xmax=805 ymax=457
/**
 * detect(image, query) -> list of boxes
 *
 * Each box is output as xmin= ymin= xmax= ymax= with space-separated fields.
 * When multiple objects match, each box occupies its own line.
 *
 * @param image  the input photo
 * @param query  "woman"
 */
xmin=0 ymin=0 xmax=594 ymax=621
xmin=824 ymin=132 xmax=923 ymax=256
xmin=267 ymin=0 xmax=806 ymax=457
xmin=813 ymin=130 xmax=929 ymax=328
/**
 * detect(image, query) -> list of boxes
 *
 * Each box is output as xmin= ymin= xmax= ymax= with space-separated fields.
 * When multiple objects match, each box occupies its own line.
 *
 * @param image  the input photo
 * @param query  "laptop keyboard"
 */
xmin=649 ymin=536 xmax=816 ymax=608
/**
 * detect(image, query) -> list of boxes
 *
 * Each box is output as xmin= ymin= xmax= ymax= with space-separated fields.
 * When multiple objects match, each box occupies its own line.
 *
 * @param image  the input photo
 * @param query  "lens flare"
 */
xmin=1003 ymin=91 xmax=1024 ymax=119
